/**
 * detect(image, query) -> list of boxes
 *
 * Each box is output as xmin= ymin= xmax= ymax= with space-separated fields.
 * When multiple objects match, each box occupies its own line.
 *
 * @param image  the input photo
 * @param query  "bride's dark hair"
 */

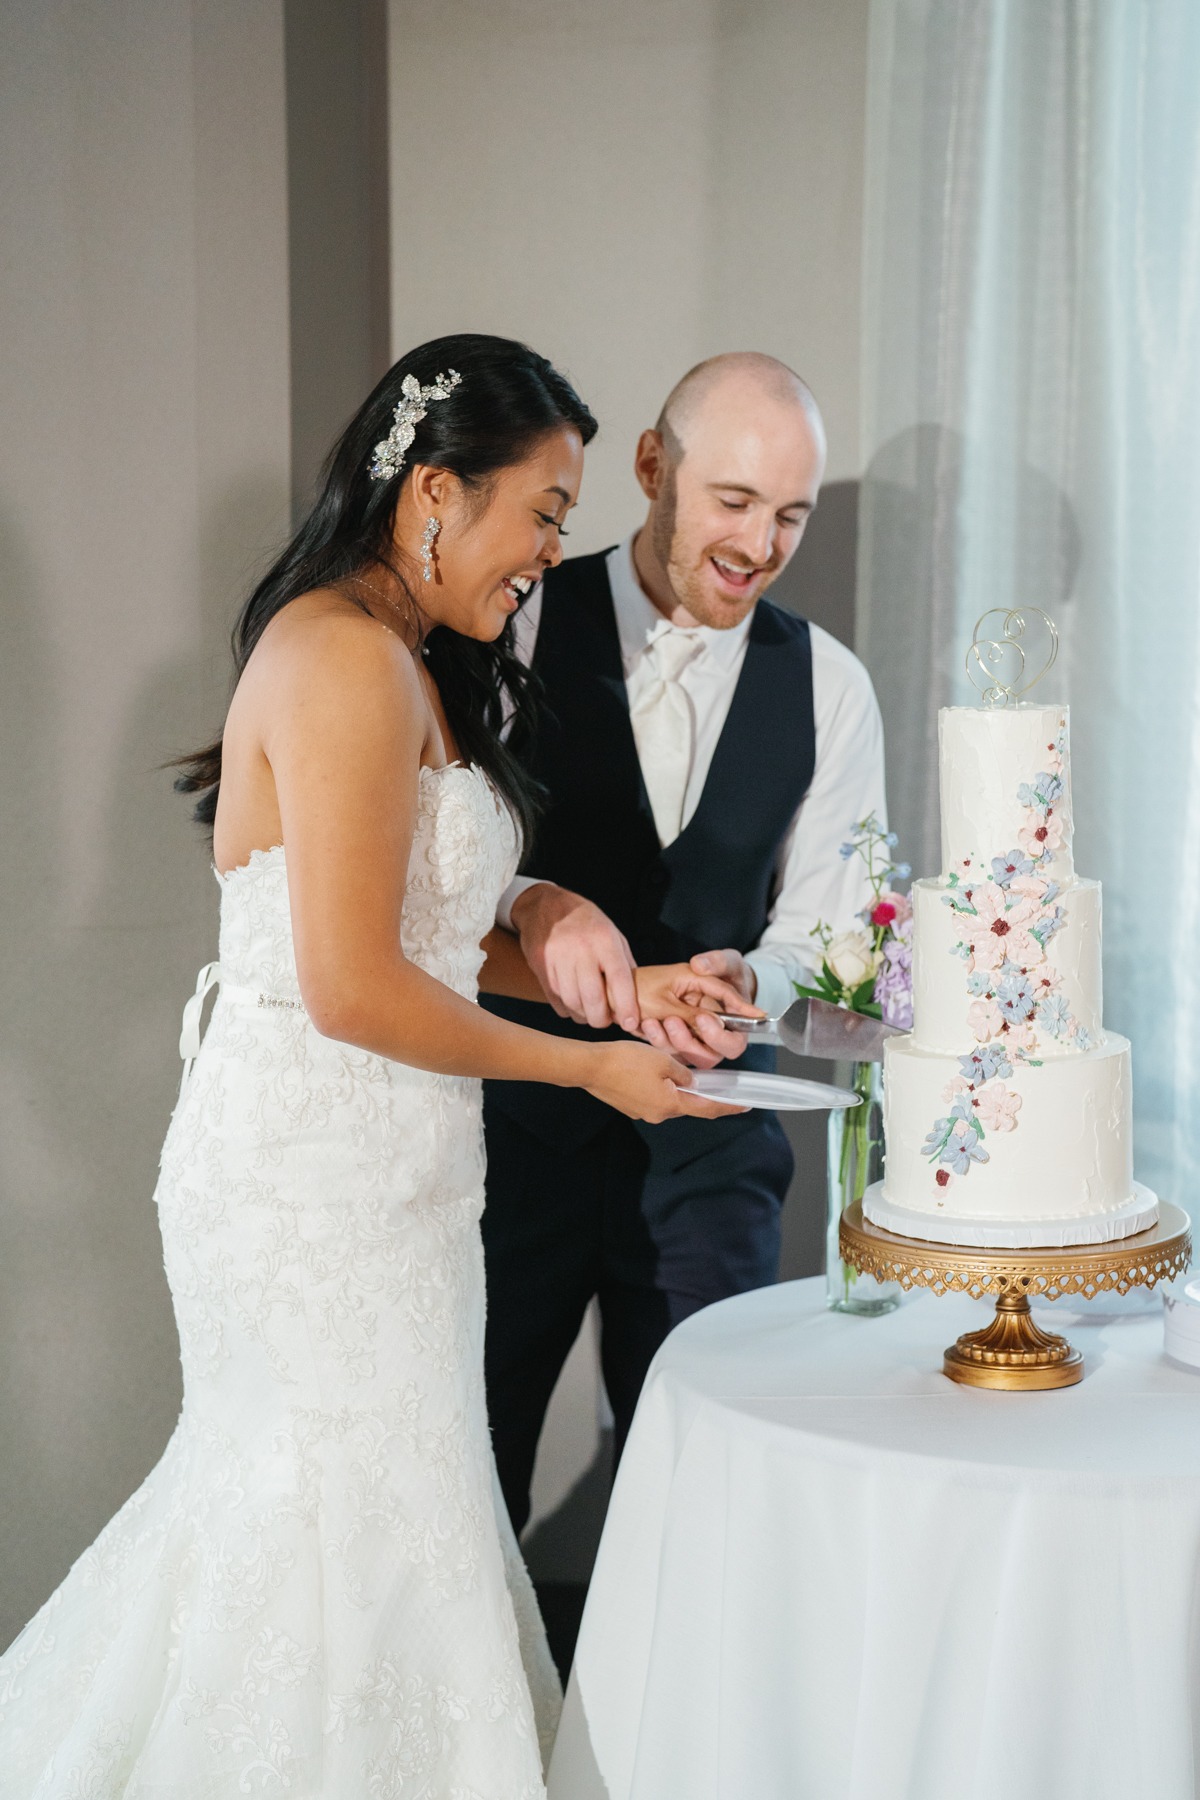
xmin=174 ymin=333 xmax=597 ymax=851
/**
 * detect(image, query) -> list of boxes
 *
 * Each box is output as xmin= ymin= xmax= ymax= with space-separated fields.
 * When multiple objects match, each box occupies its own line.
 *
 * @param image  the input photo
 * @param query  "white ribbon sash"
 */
xmin=177 ymin=962 xmax=305 ymax=1094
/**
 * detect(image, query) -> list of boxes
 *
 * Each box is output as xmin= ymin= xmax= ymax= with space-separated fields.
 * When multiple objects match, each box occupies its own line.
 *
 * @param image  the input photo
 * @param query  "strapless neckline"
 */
xmin=213 ymin=761 xmax=492 ymax=887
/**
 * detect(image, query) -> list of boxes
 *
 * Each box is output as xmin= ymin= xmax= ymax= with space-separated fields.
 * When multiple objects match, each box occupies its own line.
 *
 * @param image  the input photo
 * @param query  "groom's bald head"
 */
xmin=656 ymin=352 xmax=825 ymax=467
xmin=633 ymin=352 xmax=826 ymax=630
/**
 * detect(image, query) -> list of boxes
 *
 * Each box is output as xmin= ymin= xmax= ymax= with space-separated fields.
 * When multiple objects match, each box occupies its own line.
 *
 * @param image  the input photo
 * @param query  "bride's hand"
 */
xmin=633 ymin=963 xmax=763 ymax=1024
xmin=631 ymin=963 xmax=763 ymax=1070
xmin=582 ymin=1042 xmax=746 ymax=1122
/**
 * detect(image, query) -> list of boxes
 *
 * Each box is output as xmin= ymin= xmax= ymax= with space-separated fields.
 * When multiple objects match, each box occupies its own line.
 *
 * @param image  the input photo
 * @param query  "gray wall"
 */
xmin=285 ymin=0 xmax=392 ymax=517
xmin=0 ymin=0 xmax=291 ymax=1650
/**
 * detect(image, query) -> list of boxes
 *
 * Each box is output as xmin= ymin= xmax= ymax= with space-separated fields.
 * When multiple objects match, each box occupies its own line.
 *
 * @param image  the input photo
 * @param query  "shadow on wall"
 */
xmin=856 ymin=425 xmax=1081 ymax=882
xmin=0 ymin=481 xmax=281 ymax=1649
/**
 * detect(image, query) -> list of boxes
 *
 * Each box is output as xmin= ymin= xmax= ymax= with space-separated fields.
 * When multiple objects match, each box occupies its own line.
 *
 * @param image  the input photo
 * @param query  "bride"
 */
xmin=0 ymin=334 xmax=752 ymax=1799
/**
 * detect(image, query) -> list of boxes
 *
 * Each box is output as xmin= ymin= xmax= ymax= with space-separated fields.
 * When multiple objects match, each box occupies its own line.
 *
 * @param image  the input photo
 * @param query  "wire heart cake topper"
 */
xmin=966 ymin=608 xmax=1059 ymax=707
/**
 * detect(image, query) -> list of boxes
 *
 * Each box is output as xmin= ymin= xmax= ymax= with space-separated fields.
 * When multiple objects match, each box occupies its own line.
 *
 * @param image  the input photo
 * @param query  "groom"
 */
xmin=482 ymin=353 xmax=886 ymax=1534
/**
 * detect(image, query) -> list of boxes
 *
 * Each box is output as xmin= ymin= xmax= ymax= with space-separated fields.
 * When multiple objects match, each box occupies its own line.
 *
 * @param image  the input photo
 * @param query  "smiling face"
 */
xmin=400 ymin=425 xmax=585 ymax=640
xmin=634 ymin=365 xmax=826 ymax=631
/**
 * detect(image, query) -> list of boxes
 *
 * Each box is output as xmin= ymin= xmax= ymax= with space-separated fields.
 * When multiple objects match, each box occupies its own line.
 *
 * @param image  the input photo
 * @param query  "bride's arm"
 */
xmin=254 ymin=609 xmax=732 ymax=1122
xmin=478 ymin=926 xmax=547 ymax=1003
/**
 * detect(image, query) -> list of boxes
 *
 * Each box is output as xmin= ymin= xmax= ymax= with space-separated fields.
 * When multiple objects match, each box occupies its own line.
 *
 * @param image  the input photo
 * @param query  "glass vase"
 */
xmin=826 ymin=1059 xmax=902 ymax=1315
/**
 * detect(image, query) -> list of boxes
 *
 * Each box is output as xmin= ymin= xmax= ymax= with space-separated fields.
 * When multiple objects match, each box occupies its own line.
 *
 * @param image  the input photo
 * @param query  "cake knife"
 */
xmin=714 ymin=995 xmax=902 ymax=1063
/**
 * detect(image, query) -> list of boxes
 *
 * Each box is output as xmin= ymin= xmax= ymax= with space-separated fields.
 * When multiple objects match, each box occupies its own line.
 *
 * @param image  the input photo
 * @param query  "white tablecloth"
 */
xmin=547 ymin=1276 xmax=1200 ymax=1800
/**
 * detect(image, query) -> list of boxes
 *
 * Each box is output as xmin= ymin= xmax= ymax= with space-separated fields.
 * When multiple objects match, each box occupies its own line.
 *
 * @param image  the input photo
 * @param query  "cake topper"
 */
xmin=966 ymin=608 xmax=1059 ymax=707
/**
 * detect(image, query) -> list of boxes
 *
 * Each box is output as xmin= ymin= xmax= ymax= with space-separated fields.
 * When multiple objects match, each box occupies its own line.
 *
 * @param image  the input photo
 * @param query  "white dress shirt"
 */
xmin=498 ymin=536 xmax=888 ymax=1019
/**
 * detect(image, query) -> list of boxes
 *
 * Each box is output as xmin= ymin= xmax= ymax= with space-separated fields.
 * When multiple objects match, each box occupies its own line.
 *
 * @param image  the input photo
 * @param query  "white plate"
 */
xmin=689 ymin=1070 xmax=862 ymax=1112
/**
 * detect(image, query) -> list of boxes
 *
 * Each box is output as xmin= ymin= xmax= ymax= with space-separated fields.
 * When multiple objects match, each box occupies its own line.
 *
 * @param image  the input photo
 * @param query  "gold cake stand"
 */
xmin=839 ymin=1201 xmax=1191 ymax=1390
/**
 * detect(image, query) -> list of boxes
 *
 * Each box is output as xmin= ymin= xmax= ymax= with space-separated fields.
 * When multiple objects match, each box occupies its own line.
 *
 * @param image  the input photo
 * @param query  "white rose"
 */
xmin=826 ymin=930 xmax=880 ymax=990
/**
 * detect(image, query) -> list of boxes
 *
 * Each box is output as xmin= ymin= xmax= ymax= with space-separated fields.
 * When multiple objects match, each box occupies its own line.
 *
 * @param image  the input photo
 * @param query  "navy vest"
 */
xmin=484 ymin=547 xmax=817 ymax=1148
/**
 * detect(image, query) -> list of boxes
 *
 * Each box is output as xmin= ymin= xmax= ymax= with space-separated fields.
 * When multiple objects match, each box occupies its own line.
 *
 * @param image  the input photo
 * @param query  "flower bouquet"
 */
xmin=797 ymin=815 xmax=911 ymax=1314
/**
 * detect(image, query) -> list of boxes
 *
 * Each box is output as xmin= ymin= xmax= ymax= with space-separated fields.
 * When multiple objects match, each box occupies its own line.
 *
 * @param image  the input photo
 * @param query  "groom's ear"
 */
xmin=633 ymin=428 xmax=669 ymax=502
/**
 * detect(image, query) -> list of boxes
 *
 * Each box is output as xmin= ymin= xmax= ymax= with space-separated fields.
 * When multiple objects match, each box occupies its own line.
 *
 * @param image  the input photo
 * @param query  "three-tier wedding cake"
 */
xmin=864 ymin=702 xmax=1159 ymax=1248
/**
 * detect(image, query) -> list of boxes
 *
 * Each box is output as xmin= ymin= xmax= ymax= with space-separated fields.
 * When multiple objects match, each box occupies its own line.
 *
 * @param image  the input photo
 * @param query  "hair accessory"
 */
xmin=420 ymin=516 xmax=441 ymax=583
xmin=368 ymin=369 xmax=462 ymax=483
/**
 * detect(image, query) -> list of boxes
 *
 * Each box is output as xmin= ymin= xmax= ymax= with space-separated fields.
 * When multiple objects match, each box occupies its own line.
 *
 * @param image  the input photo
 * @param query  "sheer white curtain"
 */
xmin=856 ymin=0 xmax=1200 ymax=1209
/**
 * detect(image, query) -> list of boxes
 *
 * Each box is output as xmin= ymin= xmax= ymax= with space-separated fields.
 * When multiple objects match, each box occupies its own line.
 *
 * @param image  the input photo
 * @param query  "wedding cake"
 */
xmin=863 ymin=702 xmax=1159 ymax=1248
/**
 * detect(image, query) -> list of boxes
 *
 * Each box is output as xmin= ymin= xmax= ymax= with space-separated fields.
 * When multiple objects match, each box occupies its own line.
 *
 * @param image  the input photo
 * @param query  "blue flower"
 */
xmin=998 ymin=959 xmax=1026 ymax=983
xmin=1035 ymin=993 xmax=1071 ymax=1038
xmin=996 ymin=970 xmax=1036 ymax=1022
xmin=1032 ymin=906 xmax=1065 ymax=945
xmin=941 ymin=1121 xmax=989 ymax=1175
xmin=949 ymin=1092 xmax=976 ymax=1123
xmin=839 ymin=842 xmax=856 ymax=861
xmin=1017 ymin=771 xmax=1063 ymax=813
xmin=1074 ymin=1026 xmax=1096 ymax=1052
xmin=966 ymin=970 xmax=992 ymax=997
xmin=923 ymin=1119 xmax=951 ymax=1160
xmin=885 ymin=831 xmax=899 ymax=847
xmin=992 ymin=849 xmax=1034 ymax=888
xmin=958 ymin=1044 xmax=1012 ymax=1084
xmin=894 ymin=862 xmax=912 ymax=880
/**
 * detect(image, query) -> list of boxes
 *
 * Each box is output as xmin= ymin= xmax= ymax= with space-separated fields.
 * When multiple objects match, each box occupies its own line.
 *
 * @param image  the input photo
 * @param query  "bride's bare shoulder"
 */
xmin=245 ymin=588 xmax=418 ymax=695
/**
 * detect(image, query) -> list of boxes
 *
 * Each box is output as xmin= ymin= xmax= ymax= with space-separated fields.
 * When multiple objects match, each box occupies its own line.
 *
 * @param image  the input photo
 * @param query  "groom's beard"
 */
xmin=653 ymin=470 xmax=781 ymax=631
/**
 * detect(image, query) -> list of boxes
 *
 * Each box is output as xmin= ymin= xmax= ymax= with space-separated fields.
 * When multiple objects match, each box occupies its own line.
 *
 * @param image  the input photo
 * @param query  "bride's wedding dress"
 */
xmin=0 ymin=764 xmax=559 ymax=1799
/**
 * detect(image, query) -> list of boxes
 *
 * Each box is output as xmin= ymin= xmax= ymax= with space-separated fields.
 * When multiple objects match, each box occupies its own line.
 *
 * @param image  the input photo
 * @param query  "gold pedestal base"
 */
xmin=942 ymin=1290 xmax=1082 ymax=1389
xmin=839 ymin=1202 xmax=1191 ymax=1391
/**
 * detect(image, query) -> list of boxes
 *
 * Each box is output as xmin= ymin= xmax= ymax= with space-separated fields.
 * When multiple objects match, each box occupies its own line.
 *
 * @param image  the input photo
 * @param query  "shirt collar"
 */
xmin=606 ymin=534 xmax=754 ymax=675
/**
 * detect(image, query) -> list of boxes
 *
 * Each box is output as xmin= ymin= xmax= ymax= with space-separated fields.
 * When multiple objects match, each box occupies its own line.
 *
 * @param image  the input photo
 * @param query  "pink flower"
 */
xmin=974 ymin=1083 xmax=1022 ymax=1133
xmin=871 ymin=900 xmax=897 ymax=927
xmin=1005 ymin=1020 xmax=1039 ymax=1056
xmin=963 ymin=885 xmax=1046 ymax=972
xmin=941 ymin=1074 xmax=972 ymax=1104
xmin=967 ymin=997 xmax=1004 ymax=1042
xmin=880 ymin=889 xmax=913 ymax=927
xmin=1017 ymin=808 xmax=1065 ymax=860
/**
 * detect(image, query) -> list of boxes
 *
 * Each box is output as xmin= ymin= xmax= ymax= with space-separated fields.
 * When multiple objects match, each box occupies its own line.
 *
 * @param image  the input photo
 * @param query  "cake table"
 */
xmin=547 ymin=1277 xmax=1200 ymax=1800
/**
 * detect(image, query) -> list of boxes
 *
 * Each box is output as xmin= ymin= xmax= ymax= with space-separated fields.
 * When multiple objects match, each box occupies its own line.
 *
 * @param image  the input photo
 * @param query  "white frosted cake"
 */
xmin=863 ymin=703 xmax=1158 ymax=1249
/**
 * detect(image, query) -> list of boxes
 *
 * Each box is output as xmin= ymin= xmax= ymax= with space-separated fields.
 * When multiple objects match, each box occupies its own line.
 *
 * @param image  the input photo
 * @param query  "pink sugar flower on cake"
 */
xmin=1018 ymin=809 xmax=1065 ymax=860
xmin=1004 ymin=1019 xmax=1040 ymax=1056
xmin=941 ymin=1074 xmax=972 ymax=1104
xmin=974 ymin=1084 xmax=1022 ymax=1133
xmin=967 ymin=997 xmax=1004 ymax=1041
xmin=963 ymin=885 xmax=1046 ymax=972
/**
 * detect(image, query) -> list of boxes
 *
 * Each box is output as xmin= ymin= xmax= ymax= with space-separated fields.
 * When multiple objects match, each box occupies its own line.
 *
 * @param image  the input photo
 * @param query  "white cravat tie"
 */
xmin=629 ymin=629 xmax=704 ymax=846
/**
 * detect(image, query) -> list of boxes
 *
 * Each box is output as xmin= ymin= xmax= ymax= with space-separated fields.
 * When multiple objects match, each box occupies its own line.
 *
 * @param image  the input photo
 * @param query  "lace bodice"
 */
xmin=215 ymin=762 xmax=520 ymax=1003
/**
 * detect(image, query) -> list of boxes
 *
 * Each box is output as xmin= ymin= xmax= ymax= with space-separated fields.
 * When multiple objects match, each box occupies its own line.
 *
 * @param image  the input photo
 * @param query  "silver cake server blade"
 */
xmin=715 ymin=996 xmax=902 ymax=1064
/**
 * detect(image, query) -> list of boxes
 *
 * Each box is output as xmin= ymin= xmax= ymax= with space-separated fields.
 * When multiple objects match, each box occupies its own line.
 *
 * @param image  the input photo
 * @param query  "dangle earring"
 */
xmin=420 ymin=516 xmax=441 ymax=584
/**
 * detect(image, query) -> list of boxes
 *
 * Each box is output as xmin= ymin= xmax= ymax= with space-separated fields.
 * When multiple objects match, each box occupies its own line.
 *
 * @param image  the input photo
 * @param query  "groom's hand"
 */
xmin=510 ymin=883 xmax=641 ymax=1033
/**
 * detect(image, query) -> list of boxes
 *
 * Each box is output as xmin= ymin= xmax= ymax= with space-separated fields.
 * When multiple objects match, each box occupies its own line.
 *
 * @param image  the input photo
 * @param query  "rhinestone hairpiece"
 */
xmin=368 ymin=369 xmax=462 ymax=483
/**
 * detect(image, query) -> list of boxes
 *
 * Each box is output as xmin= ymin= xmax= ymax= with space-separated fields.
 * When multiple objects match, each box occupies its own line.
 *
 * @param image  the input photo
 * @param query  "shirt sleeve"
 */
xmin=496 ymin=587 xmax=545 ymax=928
xmin=745 ymin=628 xmax=888 ymax=1018
xmin=495 ymin=874 xmax=542 ymax=933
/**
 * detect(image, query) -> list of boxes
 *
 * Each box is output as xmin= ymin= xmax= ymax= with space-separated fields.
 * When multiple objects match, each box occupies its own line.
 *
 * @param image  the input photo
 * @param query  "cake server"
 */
xmin=713 ymin=995 xmax=901 ymax=1063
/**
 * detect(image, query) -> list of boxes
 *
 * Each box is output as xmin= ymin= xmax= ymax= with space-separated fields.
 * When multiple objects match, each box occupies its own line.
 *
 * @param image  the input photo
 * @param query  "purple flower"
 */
xmin=873 ymin=935 xmax=913 ymax=1030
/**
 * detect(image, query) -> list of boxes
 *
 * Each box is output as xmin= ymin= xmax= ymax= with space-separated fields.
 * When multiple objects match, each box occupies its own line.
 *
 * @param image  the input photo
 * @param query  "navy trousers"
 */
xmin=481 ymin=1097 xmax=794 ymax=1537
